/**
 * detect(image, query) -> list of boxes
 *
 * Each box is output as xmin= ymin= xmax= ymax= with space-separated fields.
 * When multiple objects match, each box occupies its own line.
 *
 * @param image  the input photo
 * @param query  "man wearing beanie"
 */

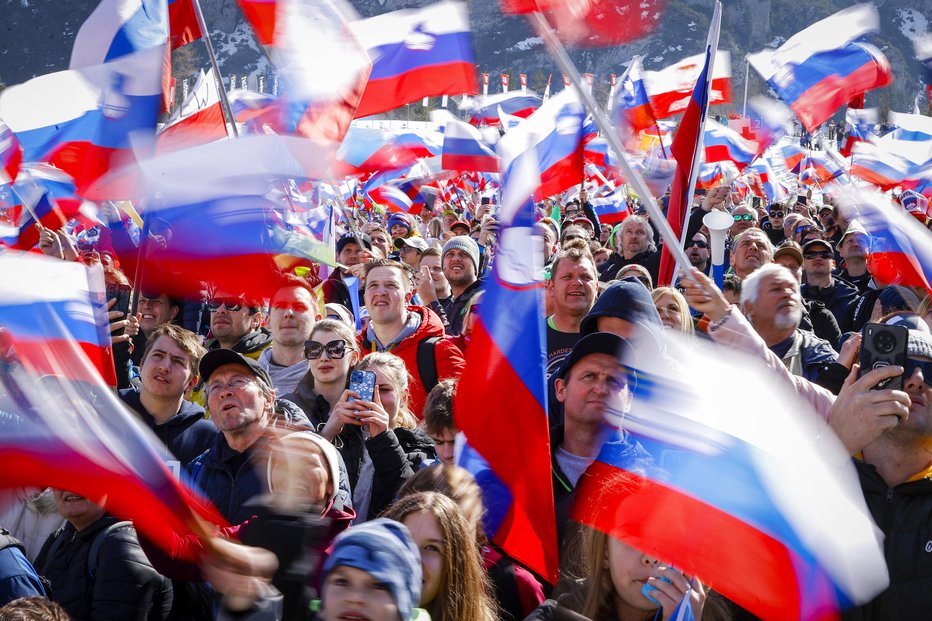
xmin=441 ymin=236 xmax=483 ymax=336
xmin=317 ymin=519 xmax=425 ymax=621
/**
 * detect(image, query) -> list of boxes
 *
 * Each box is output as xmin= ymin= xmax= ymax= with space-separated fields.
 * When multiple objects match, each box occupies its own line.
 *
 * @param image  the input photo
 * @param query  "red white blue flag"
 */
xmin=747 ymin=4 xmax=891 ymax=133
xmin=644 ymin=50 xmax=731 ymax=120
xmin=69 ymin=0 xmax=168 ymax=69
xmin=703 ymin=120 xmax=757 ymax=171
xmin=468 ymin=92 xmax=542 ymax=126
xmin=351 ymin=1 xmax=478 ymax=119
xmin=611 ymin=56 xmax=656 ymax=135
xmin=442 ymin=118 xmax=499 ymax=172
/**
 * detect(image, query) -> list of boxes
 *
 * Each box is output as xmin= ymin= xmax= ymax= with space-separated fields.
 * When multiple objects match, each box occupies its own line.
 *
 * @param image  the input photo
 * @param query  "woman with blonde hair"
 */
xmin=651 ymin=287 xmax=694 ymax=335
xmin=382 ymin=491 xmax=498 ymax=621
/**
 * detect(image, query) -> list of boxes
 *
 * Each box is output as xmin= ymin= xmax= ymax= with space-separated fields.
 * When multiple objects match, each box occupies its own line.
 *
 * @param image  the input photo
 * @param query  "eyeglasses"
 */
xmin=733 ymin=214 xmax=755 ymax=222
xmin=905 ymin=358 xmax=932 ymax=385
xmin=770 ymin=211 xmax=784 ymax=218
xmin=803 ymin=251 xmax=833 ymax=260
xmin=208 ymin=298 xmax=246 ymax=312
xmin=304 ymin=339 xmax=352 ymax=360
xmin=794 ymin=226 xmax=813 ymax=237
xmin=686 ymin=240 xmax=709 ymax=249
xmin=206 ymin=375 xmax=255 ymax=394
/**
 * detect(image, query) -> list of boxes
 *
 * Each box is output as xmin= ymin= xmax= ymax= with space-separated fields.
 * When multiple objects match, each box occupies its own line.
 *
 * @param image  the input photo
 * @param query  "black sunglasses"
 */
xmin=733 ymin=214 xmax=754 ymax=222
xmin=208 ymin=298 xmax=245 ymax=312
xmin=686 ymin=240 xmax=709 ymax=249
xmin=804 ymin=251 xmax=833 ymax=260
xmin=905 ymin=358 xmax=932 ymax=386
xmin=769 ymin=211 xmax=784 ymax=218
xmin=305 ymin=339 xmax=352 ymax=360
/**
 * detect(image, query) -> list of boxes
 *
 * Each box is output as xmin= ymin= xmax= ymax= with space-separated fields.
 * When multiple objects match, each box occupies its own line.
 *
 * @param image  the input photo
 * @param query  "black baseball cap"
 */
xmin=802 ymin=238 xmax=833 ymax=254
xmin=336 ymin=233 xmax=372 ymax=254
xmin=199 ymin=349 xmax=273 ymax=389
xmin=555 ymin=332 xmax=631 ymax=381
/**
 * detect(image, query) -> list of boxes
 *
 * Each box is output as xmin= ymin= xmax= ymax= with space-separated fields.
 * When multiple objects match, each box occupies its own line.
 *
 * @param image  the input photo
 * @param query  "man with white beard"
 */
xmin=740 ymin=264 xmax=838 ymax=384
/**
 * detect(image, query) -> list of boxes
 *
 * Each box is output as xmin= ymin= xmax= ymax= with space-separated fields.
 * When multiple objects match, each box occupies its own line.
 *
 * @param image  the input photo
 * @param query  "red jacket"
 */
xmin=358 ymin=305 xmax=465 ymax=417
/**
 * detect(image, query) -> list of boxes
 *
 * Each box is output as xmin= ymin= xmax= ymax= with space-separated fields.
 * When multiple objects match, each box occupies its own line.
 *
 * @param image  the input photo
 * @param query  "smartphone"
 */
xmin=348 ymin=370 xmax=376 ymax=403
xmin=106 ymin=283 xmax=132 ymax=337
xmin=859 ymin=322 xmax=908 ymax=391
xmin=796 ymin=195 xmax=808 ymax=206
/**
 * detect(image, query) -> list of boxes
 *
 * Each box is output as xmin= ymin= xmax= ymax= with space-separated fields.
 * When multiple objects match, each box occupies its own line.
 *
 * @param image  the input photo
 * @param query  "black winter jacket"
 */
xmin=598 ymin=249 xmax=661 ymax=284
xmin=119 ymin=389 xmax=217 ymax=468
xmin=206 ymin=328 xmax=272 ymax=357
xmin=320 ymin=271 xmax=353 ymax=312
xmin=35 ymin=516 xmax=172 ymax=621
xmin=801 ymin=279 xmax=860 ymax=332
xmin=842 ymin=461 xmax=932 ymax=620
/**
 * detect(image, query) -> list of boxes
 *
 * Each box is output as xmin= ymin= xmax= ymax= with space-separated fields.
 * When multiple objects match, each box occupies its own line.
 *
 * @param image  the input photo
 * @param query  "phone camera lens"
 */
xmin=874 ymin=331 xmax=896 ymax=354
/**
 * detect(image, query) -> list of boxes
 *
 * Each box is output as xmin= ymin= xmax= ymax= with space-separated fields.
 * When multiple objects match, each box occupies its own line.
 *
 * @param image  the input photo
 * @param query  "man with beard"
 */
xmin=741 ymin=264 xmax=838 ymax=384
xmin=440 ymin=236 xmax=483 ymax=336
xmin=730 ymin=228 xmax=773 ymax=279
xmin=598 ymin=215 xmax=660 ymax=283
xmin=685 ymin=232 xmax=711 ymax=275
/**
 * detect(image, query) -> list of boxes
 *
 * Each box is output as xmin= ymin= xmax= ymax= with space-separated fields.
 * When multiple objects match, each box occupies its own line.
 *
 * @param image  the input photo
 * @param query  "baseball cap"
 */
xmin=802 ymin=238 xmax=833 ymax=254
xmin=773 ymin=243 xmax=803 ymax=264
xmin=336 ymin=232 xmax=372 ymax=254
xmin=394 ymin=237 xmax=429 ymax=252
xmin=554 ymin=332 xmax=630 ymax=381
xmin=449 ymin=220 xmax=471 ymax=233
xmin=199 ymin=349 xmax=273 ymax=389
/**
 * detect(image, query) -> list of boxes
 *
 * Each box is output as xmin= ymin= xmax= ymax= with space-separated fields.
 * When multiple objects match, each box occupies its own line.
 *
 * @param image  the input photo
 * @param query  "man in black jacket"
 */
xmin=205 ymin=295 xmax=271 ymax=360
xmin=598 ymin=215 xmax=660 ymax=283
xmin=800 ymin=239 xmax=859 ymax=329
xmin=119 ymin=323 xmax=216 ymax=472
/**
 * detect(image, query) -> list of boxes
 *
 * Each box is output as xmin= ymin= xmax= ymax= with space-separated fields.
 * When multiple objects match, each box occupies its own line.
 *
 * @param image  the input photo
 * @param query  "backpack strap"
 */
xmin=0 ymin=527 xmax=25 ymax=555
xmin=416 ymin=337 xmax=440 ymax=394
xmin=88 ymin=521 xmax=133 ymax=579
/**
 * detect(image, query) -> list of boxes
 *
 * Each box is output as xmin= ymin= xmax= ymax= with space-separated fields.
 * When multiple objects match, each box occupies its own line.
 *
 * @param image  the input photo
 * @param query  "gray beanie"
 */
xmin=321 ymin=518 xmax=422 ymax=620
xmin=442 ymin=235 xmax=480 ymax=275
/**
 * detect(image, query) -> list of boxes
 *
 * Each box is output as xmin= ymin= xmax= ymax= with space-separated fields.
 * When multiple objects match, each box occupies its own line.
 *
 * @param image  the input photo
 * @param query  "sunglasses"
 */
xmin=733 ymin=214 xmax=754 ymax=222
xmin=905 ymin=358 xmax=932 ymax=385
xmin=794 ymin=226 xmax=814 ymax=237
xmin=686 ymin=240 xmax=709 ymax=249
xmin=304 ymin=339 xmax=352 ymax=360
xmin=769 ymin=211 xmax=784 ymax=218
xmin=208 ymin=298 xmax=246 ymax=312
xmin=803 ymin=251 xmax=833 ymax=260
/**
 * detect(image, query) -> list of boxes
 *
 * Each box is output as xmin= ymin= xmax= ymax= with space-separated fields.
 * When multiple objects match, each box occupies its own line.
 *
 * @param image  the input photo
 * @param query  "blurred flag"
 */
xmin=0 ymin=253 xmax=223 ymax=560
xmin=644 ymin=50 xmax=731 ymax=120
xmin=168 ymin=0 xmax=204 ymax=49
xmin=498 ymin=0 xmax=665 ymax=47
xmin=572 ymin=331 xmax=888 ymax=620
xmin=495 ymin=88 xmax=587 ymax=205
xmin=157 ymin=68 xmax=228 ymax=153
xmin=0 ymin=121 xmax=23 ymax=186
xmin=747 ymin=4 xmax=891 ymax=133
xmin=0 ymin=47 xmax=164 ymax=199
xmin=351 ymin=1 xmax=478 ymax=118
xmin=468 ymin=92 xmax=542 ymax=126
xmin=455 ymin=136 xmax=556 ymax=581
xmin=442 ymin=118 xmax=499 ymax=172
xmin=590 ymin=193 xmax=629 ymax=225
xmin=696 ymin=162 xmax=726 ymax=189
xmin=745 ymin=96 xmax=794 ymax=153
xmin=841 ymin=107 xmax=878 ymax=157
xmin=703 ymin=119 xmax=757 ymax=171
xmin=747 ymin=158 xmax=787 ymax=204
xmin=780 ymin=144 xmax=806 ymax=171
xmin=880 ymin=111 xmax=932 ymax=166
xmin=70 ymin=0 xmax=168 ymax=68
xmin=237 ymin=0 xmax=277 ymax=45
xmin=849 ymin=142 xmax=917 ymax=191
xmin=611 ymin=57 xmax=657 ymax=136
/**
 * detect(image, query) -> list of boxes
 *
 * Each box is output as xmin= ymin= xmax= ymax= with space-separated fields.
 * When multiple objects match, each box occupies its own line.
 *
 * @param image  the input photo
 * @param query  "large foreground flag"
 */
xmin=572 ymin=331 xmax=888 ymax=620
xmin=455 ymin=121 xmax=556 ymax=581
xmin=837 ymin=187 xmax=932 ymax=294
xmin=658 ymin=2 xmax=721 ymax=287
xmin=351 ymin=1 xmax=478 ymax=118
xmin=644 ymin=50 xmax=731 ymax=119
xmin=747 ymin=4 xmax=891 ymax=133
xmin=0 ymin=253 xmax=224 ymax=560
xmin=70 ymin=0 xmax=168 ymax=68
xmin=0 ymin=46 xmax=164 ymax=199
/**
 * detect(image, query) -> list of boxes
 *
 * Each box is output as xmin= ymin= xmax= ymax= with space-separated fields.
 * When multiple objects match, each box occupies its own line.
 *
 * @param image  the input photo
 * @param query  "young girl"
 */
xmin=382 ymin=491 xmax=497 ymax=621
xmin=325 ymin=352 xmax=435 ymax=521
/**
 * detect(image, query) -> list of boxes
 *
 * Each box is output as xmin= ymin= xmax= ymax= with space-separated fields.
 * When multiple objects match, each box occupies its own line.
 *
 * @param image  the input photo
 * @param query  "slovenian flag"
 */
xmin=611 ymin=56 xmax=656 ymax=135
xmin=442 ymin=118 xmax=499 ymax=172
xmin=352 ymin=1 xmax=478 ymax=119
xmin=703 ymin=120 xmax=758 ymax=171
xmin=747 ymin=4 xmax=891 ymax=133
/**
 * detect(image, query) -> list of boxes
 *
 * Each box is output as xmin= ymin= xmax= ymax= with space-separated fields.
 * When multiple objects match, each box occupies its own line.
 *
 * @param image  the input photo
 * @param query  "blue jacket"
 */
xmin=0 ymin=537 xmax=45 ymax=607
xmin=119 ymin=389 xmax=217 ymax=469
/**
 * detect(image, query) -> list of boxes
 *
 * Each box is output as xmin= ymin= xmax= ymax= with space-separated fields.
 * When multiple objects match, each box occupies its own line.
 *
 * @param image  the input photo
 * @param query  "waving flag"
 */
xmin=696 ymin=162 xmax=726 ymax=189
xmin=0 ymin=254 xmax=224 ymax=561
xmin=881 ymin=111 xmax=932 ymax=166
xmin=70 ymin=0 xmax=168 ymax=68
xmin=572 ymin=331 xmax=888 ymax=620
xmin=367 ymin=184 xmax=414 ymax=214
xmin=351 ymin=1 xmax=478 ymax=119
xmin=747 ymin=4 xmax=891 ymax=133
xmin=747 ymin=158 xmax=787 ymax=204
xmin=442 ymin=118 xmax=499 ymax=172
xmin=0 ymin=121 xmax=22 ymax=185
xmin=456 ymin=127 xmax=556 ymax=581
xmin=498 ymin=0 xmax=665 ymax=47
xmin=841 ymin=107 xmax=878 ymax=157
xmin=335 ymin=126 xmax=440 ymax=176
xmin=611 ymin=56 xmax=656 ymax=135
xmin=237 ymin=0 xmax=277 ymax=45
xmin=703 ymin=120 xmax=757 ymax=170
xmin=780 ymin=144 xmax=806 ymax=172
xmin=0 ymin=47 xmax=164 ymax=199
xmin=644 ymin=50 xmax=731 ymax=119
xmin=838 ymin=188 xmax=932 ymax=294
xmin=469 ymin=92 xmax=542 ymax=126
xmin=590 ymin=194 xmax=629 ymax=225
xmin=659 ymin=2 xmax=721 ymax=287
xmin=745 ymin=96 xmax=794 ymax=153
xmin=849 ymin=142 xmax=917 ymax=191
xmin=157 ymin=68 xmax=228 ymax=153
xmin=168 ymin=0 xmax=203 ymax=49
xmin=494 ymin=88 xmax=587 ymax=203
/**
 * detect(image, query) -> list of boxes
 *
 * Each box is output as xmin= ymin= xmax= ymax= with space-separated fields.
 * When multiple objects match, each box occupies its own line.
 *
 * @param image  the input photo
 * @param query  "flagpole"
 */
xmin=191 ymin=0 xmax=240 ymax=139
xmin=526 ymin=12 xmax=691 ymax=269
xmin=672 ymin=1 xmax=722 ymax=278
xmin=742 ymin=59 xmax=750 ymax=118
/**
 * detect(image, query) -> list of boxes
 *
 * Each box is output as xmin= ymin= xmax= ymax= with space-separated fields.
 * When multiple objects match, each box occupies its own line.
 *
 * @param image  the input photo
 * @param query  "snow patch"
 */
xmin=898 ymin=8 xmax=928 ymax=45
xmin=509 ymin=37 xmax=543 ymax=52
xmin=768 ymin=36 xmax=786 ymax=47
xmin=652 ymin=56 xmax=664 ymax=63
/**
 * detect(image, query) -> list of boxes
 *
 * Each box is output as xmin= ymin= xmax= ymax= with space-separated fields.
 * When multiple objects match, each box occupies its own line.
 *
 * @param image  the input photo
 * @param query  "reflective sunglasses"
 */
xmin=208 ymin=298 xmax=246 ymax=312
xmin=794 ymin=226 xmax=814 ymax=237
xmin=769 ymin=211 xmax=784 ymax=218
xmin=304 ymin=339 xmax=352 ymax=360
xmin=803 ymin=251 xmax=833 ymax=260
xmin=733 ymin=214 xmax=754 ymax=222
xmin=686 ymin=240 xmax=709 ymax=249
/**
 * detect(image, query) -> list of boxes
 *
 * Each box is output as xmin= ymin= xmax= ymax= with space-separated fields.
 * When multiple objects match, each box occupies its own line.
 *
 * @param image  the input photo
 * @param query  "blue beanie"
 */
xmin=322 ymin=519 xmax=422 ymax=619
xmin=387 ymin=213 xmax=412 ymax=235
xmin=580 ymin=278 xmax=663 ymax=336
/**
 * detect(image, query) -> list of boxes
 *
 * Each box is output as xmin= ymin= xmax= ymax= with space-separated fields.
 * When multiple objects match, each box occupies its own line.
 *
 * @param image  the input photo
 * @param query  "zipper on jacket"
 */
xmin=885 ymin=487 xmax=895 ymax=503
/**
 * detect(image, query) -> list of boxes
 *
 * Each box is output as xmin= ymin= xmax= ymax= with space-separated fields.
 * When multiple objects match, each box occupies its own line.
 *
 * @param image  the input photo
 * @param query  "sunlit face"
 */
xmin=654 ymin=292 xmax=684 ymax=331
xmin=140 ymin=335 xmax=196 ymax=400
xmin=607 ymin=537 xmax=662 ymax=612
xmin=308 ymin=329 xmax=357 ymax=386
xmin=555 ymin=353 xmax=631 ymax=429
xmin=364 ymin=266 xmax=411 ymax=325
xmin=269 ymin=286 xmax=316 ymax=348
xmin=621 ymin=221 xmax=650 ymax=257
xmin=210 ymin=300 xmax=259 ymax=343
xmin=730 ymin=231 xmax=772 ymax=278
xmin=746 ymin=272 xmax=802 ymax=332
xmin=206 ymin=364 xmax=271 ymax=436
xmin=320 ymin=566 xmax=399 ymax=621
xmin=548 ymin=258 xmax=597 ymax=317
xmin=403 ymin=511 xmax=445 ymax=608
xmin=137 ymin=294 xmax=178 ymax=336
xmin=338 ymin=242 xmax=363 ymax=267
